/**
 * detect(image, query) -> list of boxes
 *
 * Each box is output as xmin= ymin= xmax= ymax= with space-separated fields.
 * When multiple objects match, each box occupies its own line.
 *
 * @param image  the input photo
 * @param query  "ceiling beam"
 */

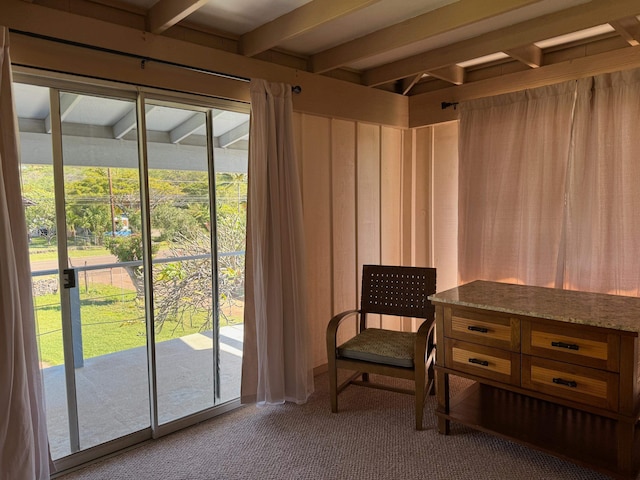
xmin=426 ymin=64 xmax=465 ymax=85
xmin=409 ymin=44 xmax=640 ymax=127
xmin=505 ymin=44 xmax=542 ymax=68
xmin=45 ymin=92 xmax=81 ymax=133
xmin=240 ymin=0 xmax=381 ymax=57
xmin=113 ymin=105 xmax=157 ymax=139
xmin=363 ymin=0 xmax=640 ymax=87
xmin=401 ymin=73 xmax=424 ymax=96
xmin=609 ymin=17 xmax=640 ymax=47
xmin=147 ymin=0 xmax=209 ymax=35
xmin=169 ymin=112 xmax=205 ymax=143
xmin=218 ymin=121 xmax=249 ymax=148
xmin=310 ymin=0 xmax=544 ymax=73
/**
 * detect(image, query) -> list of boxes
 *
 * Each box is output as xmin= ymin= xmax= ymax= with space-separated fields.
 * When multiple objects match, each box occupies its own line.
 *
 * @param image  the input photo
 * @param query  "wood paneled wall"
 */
xmin=293 ymin=113 xmax=434 ymax=368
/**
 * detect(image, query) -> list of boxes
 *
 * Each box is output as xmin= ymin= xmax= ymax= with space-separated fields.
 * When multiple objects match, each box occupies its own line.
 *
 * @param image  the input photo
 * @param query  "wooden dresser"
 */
xmin=429 ymin=281 xmax=640 ymax=479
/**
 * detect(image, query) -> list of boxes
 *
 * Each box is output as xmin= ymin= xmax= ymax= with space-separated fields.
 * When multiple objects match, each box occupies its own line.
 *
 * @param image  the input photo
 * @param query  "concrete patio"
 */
xmin=43 ymin=324 xmax=244 ymax=460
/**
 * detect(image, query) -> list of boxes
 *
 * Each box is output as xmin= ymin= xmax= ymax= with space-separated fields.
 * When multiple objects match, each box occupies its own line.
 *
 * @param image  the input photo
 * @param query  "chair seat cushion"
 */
xmin=337 ymin=328 xmax=416 ymax=368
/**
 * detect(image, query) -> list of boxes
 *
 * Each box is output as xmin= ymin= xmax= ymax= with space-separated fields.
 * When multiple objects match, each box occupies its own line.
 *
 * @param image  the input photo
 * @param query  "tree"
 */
xmin=153 ymin=230 xmax=214 ymax=333
xmin=21 ymin=166 xmax=57 ymax=245
xmin=104 ymin=234 xmax=158 ymax=298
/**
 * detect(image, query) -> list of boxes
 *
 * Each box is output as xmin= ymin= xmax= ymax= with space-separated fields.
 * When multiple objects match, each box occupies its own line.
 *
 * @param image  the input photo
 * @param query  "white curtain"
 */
xmin=564 ymin=69 xmax=640 ymax=295
xmin=458 ymin=81 xmax=576 ymax=286
xmin=0 ymin=26 xmax=51 ymax=480
xmin=459 ymin=67 xmax=640 ymax=297
xmin=241 ymin=79 xmax=313 ymax=405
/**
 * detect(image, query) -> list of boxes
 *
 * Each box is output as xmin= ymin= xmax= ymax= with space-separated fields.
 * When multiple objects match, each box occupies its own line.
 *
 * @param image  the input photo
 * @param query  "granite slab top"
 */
xmin=428 ymin=280 xmax=640 ymax=334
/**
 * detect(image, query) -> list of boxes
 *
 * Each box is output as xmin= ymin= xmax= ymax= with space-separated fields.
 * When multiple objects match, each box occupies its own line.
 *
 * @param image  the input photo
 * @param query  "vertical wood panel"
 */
xmin=401 ymin=129 xmax=415 ymax=331
xmin=331 ymin=119 xmax=358 ymax=346
xmin=414 ymin=126 xmax=433 ymax=268
xmin=381 ymin=126 xmax=402 ymax=265
xmin=380 ymin=126 xmax=403 ymax=330
xmin=433 ymin=121 xmax=459 ymax=291
xmin=357 ymin=122 xmax=381 ymax=327
xmin=300 ymin=114 xmax=332 ymax=368
xmin=401 ymin=129 xmax=415 ymax=266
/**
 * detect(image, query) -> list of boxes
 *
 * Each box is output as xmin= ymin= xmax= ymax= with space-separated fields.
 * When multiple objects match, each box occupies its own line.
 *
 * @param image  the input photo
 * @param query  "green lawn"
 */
xmin=35 ymin=284 xmax=241 ymax=366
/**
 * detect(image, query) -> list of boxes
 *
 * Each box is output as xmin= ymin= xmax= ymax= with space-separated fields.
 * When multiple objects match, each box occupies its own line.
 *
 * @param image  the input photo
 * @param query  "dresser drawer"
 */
xmin=444 ymin=338 xmax=520 ymax=386
xmin=445 ymin=308 xmax=520 ymax=351
xmin=522 ymin=356 xmax=619 ymax=411
xmin=522 ymin=320 xmax=620 ymax=371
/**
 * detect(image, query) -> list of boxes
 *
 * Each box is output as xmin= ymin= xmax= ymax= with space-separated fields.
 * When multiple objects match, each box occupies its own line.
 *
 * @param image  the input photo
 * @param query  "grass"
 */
xmin=34 ymin=284 xmax=242 ymax=367
xmin=29 ymin=241 xmax=111 ymax=263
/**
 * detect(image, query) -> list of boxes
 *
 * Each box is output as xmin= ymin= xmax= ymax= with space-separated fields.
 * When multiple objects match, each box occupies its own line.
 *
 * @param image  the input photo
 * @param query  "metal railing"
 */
xmin=32 ymin=251 xmax=245 ymax=368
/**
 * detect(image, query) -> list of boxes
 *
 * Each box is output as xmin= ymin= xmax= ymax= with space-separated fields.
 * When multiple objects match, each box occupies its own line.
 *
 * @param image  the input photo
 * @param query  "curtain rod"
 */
xmin=11 ymin=28 xmax=302 ymax=94
xmin=13 ymin=29 xmax=304 ymax=94
xmin=12 ymin=29 xmax=251 ymax=82
xmin=441 ymin=101 xmax=458 ymax=110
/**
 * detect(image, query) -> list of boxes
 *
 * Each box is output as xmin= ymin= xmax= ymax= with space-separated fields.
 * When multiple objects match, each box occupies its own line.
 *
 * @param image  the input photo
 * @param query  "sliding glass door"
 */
xmin=15 ymin=76 xmax=248 ymax=470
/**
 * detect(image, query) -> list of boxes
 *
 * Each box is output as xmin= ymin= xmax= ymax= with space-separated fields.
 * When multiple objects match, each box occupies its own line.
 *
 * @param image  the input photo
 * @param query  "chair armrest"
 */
xmin=326 ymin=309 xmax=361 ymax=355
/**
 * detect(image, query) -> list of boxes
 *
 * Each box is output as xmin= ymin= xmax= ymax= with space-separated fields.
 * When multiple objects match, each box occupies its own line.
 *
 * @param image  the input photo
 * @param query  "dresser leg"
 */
xmin=616 ymin=419 xmax=635 ymax=476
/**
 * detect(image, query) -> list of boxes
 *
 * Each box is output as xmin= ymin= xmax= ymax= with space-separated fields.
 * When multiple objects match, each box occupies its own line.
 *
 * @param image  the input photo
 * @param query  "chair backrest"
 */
xmin=360 ymin=265 xmax=436 ymax=319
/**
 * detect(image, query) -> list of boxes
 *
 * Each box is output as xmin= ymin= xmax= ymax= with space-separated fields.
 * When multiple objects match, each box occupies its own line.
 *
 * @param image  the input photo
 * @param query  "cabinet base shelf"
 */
xmin=436 ymin=380 xmax=640 ymax=479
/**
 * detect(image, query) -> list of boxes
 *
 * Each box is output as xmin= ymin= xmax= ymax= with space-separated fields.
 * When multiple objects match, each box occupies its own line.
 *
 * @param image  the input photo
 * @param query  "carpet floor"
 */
xmin=58 ymin=373 xmax=620 ymax=480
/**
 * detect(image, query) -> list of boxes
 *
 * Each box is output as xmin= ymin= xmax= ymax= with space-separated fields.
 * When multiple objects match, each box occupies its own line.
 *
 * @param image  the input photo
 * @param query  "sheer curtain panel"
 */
xmin=458 ymin=82 xmax=576 ymax=287
xmin=241 ymin=79 xmax=313 ymax=405
xmin=564 ymin=69 xmax=640 ymax=296
xmin=0 ymin=26 xmax=50 ymax=480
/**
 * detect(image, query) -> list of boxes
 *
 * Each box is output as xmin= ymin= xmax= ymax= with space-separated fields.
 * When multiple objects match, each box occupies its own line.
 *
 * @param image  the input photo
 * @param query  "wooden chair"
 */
xmin=326 ymin=264 xmax=437 ymax=430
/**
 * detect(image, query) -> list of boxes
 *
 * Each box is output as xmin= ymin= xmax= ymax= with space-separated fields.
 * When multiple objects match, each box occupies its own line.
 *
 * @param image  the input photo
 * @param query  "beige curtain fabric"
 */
xmin=564 ymin=70 xmax=640 ymax=295
xmin=458 ymin=81 xmax=576 ymax=287
xmin=0 ymin=27 xmax=50 ymax=480
xmin=241 ymin=79 xmax=313 ymax=405
xmin=459 ymin=67 xmax=640 ymax=297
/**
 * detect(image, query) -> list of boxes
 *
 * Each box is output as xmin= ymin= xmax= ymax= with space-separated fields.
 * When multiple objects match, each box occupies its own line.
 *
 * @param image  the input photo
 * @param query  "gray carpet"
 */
xmin=58 ymin=373 xmax=618 ymax=480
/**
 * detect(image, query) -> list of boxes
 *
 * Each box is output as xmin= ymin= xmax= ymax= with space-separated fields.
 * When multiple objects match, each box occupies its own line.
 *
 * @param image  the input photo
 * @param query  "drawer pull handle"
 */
xmin=551 ymin=341 xmax=579 ymax=351
xmin=552 ymin=377 xmax=577 ymax=388
xmin=468 ymin=326 xmax=489 ymax=333
xmin=468 ymin=358 xmax=489 ymax=367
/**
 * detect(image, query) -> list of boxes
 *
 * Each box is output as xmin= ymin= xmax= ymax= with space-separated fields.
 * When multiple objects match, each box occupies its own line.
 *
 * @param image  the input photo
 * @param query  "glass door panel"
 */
xmin=211 ymin=109 xmax=249 ymax=403
xmin=145 ymin=104 xmax=216 ymax=423
xmin=15 ymin=82 xmax=71 ymax=459
xmin=59 ymin=92 xmax=150 ymax=450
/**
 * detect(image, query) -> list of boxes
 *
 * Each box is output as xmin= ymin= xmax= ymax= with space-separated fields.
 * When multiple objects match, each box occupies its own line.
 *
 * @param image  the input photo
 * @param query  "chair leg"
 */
xmin=328 ymin=360 xmax=338 ymax=413
xmin=415 ymin=361 xmax=427 ymax=430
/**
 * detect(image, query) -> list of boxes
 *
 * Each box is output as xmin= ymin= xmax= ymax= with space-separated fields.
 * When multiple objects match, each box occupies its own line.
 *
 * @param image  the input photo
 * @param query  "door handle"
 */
xmin=63 ymin=268 xmax=76 ymax=289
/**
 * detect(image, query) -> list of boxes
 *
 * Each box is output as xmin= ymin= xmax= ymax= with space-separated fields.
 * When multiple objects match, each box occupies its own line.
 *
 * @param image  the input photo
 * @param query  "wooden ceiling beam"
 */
xmin=609 ymin=16 xmax=640 ymax=47
xmin=426 ymin=64 xmax=465 ymax=85
xmin=401 ymin=73 xmax=424 ymax=96
xmin=240 ymin=0 xmax=381 ymax=57
xmin=310 ymin=0 xmax=544 ymax=73
xmin=409 ymin=43 xmax=640 ymax=127
xmin=364 ymin=0 xmax=640 ymax=87
xmin=147 ymin=0 xmax=209 ymax=35
xmin=505 ymin=44 xmax=542 ymax=68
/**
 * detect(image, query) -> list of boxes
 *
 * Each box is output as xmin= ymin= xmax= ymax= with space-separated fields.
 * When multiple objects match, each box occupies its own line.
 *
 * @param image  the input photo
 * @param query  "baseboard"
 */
xmin=313 ymin=363 xmax=328 ymax=376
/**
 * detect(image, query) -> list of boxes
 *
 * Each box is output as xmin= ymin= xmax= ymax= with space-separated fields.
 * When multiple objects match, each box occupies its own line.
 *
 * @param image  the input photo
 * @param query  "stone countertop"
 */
xmin=428 ymin=280 xmax=640 ymax=334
